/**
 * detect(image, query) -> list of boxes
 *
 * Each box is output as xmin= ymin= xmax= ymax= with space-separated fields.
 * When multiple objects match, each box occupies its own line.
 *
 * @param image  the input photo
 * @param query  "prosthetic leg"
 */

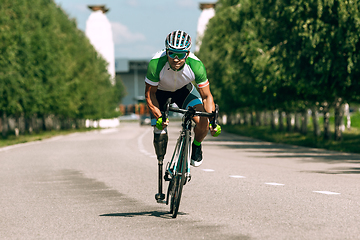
xmin=153 ymin=132 xmax=168 ymax=203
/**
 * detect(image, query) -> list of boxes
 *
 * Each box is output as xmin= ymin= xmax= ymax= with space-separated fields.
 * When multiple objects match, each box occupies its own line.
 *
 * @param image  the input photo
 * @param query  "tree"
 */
xmin=0 ymin=0 xmax=124 ymax=136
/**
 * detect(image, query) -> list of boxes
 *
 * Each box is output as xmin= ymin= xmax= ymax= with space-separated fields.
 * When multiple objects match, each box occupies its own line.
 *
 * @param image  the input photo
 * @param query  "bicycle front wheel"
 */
xmin=170 ymin=130 xmax=190 ymax=218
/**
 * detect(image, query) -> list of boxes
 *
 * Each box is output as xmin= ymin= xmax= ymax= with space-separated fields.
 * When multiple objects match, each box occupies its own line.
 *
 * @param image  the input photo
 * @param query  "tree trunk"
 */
xmin=232 ymin=114 xmax=237 ymax=125
xmin=235 ymin=113 xmax=241 ymax=125
xmin=278 ymin=111 xmax=284 ymax=131
xmin=42 ymin=114 xmax=47 ymax=131
xmin=60 ymin=118 xmax=66 ymax=129
xmin=19 ymin=113 xmax=25 ymax=135
xmin=294 ymin=112 xmax=301 ymax=132
xmin=263 ymin=110 xmax=269 ymax=126
xmin=271 ymin=110 xmax=276 ymax=130
xmin=301 ymin=109 xmax=308 ymax=135
xmin=244 ymin=111 xmax=250 ymax=125
xmin=311 ymin=106 xmax=321 ymax=137
xmin=76 ymin=119 xmax=86 ymax=129
xmin=25 ymin=117 xmax=32 ymax=134
xmin=334 ymin=98 xmax=344 ymax=141
xmin=2 ymin=113 xmax=9 ymax=137
xmin=238 ymin=113 xmax=243 ymax=125
xmin=33 ymin=114 xmax=39 ymax=133
xmin=250 ymin=112 xmax=255 ymax=126
xmin=286 ymin=112 xmax=293 ymax=132
xmin=255 ymin=111 xmax=261 ymax=126
xmin=323 ymin=103 xmax=331 ymax=140
xmin=227 ymin=114 xmax=233 ymax=125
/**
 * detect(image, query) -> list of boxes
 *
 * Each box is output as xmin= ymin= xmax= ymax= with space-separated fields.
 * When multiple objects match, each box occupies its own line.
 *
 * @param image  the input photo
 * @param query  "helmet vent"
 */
xmin=165 ymin=30 xmax=192 ymax=51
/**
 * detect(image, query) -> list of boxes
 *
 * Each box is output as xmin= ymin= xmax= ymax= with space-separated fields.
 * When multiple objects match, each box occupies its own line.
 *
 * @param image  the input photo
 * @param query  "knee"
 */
xmin=197 ymin=117 xmax=209 ymax=131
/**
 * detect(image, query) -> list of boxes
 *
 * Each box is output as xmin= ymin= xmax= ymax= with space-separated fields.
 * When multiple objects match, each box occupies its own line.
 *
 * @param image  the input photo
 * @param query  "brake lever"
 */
xmin=211 ymin=104 xmax=219 ymax=129
xmin=162 ymin=98 xmax=172 ymax=123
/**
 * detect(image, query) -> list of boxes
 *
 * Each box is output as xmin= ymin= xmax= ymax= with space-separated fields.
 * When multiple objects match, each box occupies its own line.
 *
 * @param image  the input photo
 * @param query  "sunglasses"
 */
xmin=167 ymin=51 xmax=188 ymax=59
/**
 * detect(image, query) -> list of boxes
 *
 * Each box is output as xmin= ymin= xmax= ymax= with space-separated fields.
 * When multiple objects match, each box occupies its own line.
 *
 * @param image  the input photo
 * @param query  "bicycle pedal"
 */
xmin=156 ymin=199 xmax=166 ymax=204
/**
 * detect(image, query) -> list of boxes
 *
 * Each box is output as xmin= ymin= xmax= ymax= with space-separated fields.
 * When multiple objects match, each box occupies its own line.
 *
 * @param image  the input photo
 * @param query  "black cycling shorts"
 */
xmin=151 ymin=83 xmax=202 ymax=125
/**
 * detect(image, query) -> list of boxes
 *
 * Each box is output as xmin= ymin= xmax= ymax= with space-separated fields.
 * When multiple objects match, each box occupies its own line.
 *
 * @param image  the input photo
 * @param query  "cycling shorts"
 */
xmin=151 ymin=83 xmax=202 ymax=126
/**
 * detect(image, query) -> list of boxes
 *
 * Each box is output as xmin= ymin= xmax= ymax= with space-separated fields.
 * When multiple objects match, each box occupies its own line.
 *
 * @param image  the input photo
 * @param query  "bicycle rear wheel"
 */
xmin=170 ymin=130 xmax=190 ymax=218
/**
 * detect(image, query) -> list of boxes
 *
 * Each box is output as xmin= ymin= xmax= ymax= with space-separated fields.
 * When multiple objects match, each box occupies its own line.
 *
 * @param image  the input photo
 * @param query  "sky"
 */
xmin=53 ymin=0 xmax=216 ymax=60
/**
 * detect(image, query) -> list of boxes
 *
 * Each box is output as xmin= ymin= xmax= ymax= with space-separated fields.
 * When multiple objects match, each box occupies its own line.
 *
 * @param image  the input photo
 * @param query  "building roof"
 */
xmin=200 ymin=3 xmax=216 ymax=10
xmin=115 ymin=59 xmax=149 ymax=73
xmin=88 ymin=5 xmax=109 ymax=13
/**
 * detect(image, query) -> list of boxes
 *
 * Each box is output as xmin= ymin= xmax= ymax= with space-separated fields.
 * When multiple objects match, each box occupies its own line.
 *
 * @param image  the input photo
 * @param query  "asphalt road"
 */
xmin=1 ymin=121 xmax=360 ymax=239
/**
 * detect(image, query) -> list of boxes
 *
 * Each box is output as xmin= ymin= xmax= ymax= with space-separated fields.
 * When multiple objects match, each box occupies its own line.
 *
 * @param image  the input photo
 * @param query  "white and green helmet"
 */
xmin=165 ymin=30 xmax=192 ymax=52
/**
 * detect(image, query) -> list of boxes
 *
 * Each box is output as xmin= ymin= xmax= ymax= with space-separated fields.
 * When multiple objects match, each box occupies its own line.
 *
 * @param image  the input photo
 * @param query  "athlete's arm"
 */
xmin=198 ymin=84 xmax=215 ymax=114
xmin=145 ymin=83 xmax=162 ymax=119
xmin=198 ymin=84 xmax=221 ymax=136
xmin=145 ymin=83 xmax=169 ymax=129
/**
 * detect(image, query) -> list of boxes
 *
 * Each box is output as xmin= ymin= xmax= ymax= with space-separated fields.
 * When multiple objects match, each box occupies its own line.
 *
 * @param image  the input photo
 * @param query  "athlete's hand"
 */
xmin=209 ymin=124 xmax=221 ymax=137
xmin=156 ymin=116 xmax=169 ymax=130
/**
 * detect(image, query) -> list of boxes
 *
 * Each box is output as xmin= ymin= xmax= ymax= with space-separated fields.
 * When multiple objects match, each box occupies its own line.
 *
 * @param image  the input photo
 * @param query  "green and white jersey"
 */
xmin=145 ymin=50 xmax=209 ymax=92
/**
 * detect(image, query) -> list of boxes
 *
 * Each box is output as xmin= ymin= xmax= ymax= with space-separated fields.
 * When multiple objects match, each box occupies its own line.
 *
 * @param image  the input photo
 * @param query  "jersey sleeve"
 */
xmin=145 ymin=58 xmax=160 ymax=86
xmin=145 ymin=51 xmax=167 ymax=86
xmin=187 ymin=55 xmax=209 ymax=88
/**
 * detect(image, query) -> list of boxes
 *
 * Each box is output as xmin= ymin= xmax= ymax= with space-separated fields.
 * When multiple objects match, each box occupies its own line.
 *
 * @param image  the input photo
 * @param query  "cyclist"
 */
xmin=145 ymin=30 xmax=221 ymax=167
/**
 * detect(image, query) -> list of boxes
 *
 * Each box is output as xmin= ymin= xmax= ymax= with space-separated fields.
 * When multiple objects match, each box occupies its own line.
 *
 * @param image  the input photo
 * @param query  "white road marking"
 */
xmin=313 ymin=191 xmax=341 ymax=195
xmin=202 ymin=169 xmax=215 ymax=172
xmin=229 ymin=175 xmax=246 ymax=178
xmin=138 ymin=128 xmax=157 ymax=158
xmin=265 ymin=182 xmax=285 ymax=186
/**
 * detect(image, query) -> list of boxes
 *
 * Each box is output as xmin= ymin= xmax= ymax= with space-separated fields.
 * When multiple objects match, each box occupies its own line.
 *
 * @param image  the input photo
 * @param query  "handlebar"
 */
xmin=162 ymin=98 xmax=219 ymax=128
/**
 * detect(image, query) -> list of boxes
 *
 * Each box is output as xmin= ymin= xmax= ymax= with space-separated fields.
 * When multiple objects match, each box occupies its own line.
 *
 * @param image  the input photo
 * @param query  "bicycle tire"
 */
xmin=166 ymin=134 xmax=183 ymax=210
xmin=169 ymin=146 xmax=183 ymax=215
xmin=167 ymin=178 xmax=174 ymax=213
xmin=171 ymin=130 xmax=190 ymax=218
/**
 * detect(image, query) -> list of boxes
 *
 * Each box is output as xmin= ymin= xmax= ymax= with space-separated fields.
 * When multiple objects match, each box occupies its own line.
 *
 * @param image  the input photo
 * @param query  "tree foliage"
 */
xmin=0 ymin=0 xmax=125 ymax=130
xmin=198 ymin=0 xmax=360 ymax=139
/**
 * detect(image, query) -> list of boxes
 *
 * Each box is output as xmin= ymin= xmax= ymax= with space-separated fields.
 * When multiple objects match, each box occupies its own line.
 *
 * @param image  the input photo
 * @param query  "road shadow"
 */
xmin=100 ymin=211 xmax=250 ymax=239
xmin=50 ymin=170 xmax=189 ymax=219
xmin=204 ymin=131 xmax=360 ymax=174
xmin=100 ymin=211 xmax=187 ymax=219
xmin=305 ymin=167 xmax=360 ymax=175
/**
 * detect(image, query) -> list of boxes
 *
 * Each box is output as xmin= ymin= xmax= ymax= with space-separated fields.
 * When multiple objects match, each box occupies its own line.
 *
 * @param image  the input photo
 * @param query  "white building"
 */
xmin=196 ymin=3 xmax=216 ymax=52
xmin=85 ymin=5 xmax=115 ymax=85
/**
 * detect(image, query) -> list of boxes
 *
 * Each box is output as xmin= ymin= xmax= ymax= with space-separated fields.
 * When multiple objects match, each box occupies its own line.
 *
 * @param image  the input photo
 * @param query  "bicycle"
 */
xmin=156 ymin=98 xmax=219 ymax=218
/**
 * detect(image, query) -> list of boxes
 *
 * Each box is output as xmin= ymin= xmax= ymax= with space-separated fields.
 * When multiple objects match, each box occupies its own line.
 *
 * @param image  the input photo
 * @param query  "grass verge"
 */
xmin=0 ymin=128 xmax=95 ymax=148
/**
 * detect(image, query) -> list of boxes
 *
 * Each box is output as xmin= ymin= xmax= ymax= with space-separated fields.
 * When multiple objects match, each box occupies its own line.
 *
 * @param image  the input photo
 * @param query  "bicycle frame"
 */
xmin=161 ymin=98 xmax=219 ymax=218
xmin=165 ymin=127 xmax=190 ymax=218
xmin=166 ymin=111 xmax=193 ymax=183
